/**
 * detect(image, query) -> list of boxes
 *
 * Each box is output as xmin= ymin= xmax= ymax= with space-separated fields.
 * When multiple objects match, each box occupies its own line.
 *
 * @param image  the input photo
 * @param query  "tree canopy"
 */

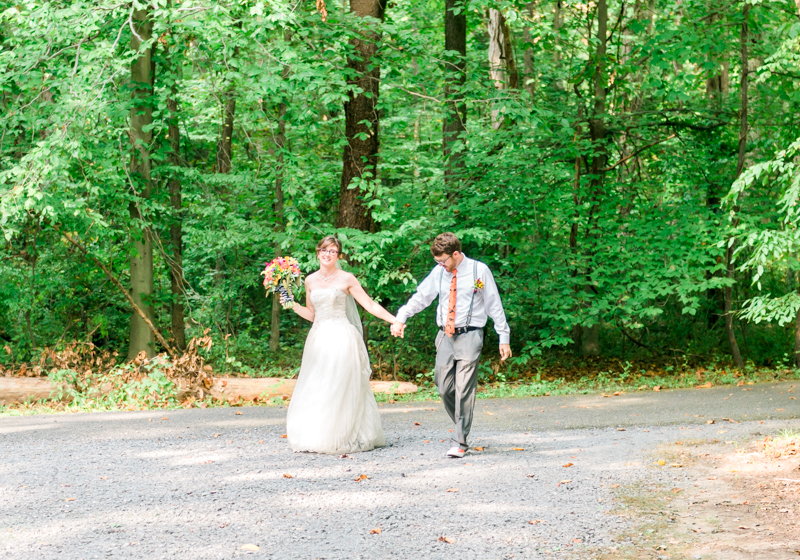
xmin=2 ymin=0 xmax=800 ymax=376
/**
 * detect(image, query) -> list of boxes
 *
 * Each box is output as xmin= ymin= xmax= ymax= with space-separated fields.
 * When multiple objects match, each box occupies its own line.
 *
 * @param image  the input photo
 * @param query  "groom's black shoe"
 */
xmin=446 ymin=446 xmax=466 ymax=458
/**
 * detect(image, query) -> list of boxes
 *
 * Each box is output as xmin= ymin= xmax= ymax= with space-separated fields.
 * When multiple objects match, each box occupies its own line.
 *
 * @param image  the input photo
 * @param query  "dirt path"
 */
xmin=0 ymin=381 xmax=797 ymax=559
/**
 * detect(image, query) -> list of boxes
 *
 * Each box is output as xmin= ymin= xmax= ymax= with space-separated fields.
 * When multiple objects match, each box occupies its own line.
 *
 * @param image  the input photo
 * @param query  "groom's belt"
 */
xmin=440 ymin=326 xmax=482 ymax=336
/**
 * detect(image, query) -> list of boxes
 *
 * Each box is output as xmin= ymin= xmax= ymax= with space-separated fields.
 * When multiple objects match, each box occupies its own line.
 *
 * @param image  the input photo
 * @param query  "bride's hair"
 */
xmin=316 ymin=234 xmax=343 ymax=255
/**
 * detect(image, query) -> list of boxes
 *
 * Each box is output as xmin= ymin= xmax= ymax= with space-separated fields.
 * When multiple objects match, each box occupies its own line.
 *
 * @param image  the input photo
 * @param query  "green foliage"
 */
xmin=0 ymin=0 xmax=799 ymax=375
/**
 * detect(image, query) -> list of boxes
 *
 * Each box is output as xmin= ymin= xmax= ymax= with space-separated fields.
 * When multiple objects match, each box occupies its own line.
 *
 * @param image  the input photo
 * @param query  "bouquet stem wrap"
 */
xmin=261 ymin=257 xmax=302 ymax=310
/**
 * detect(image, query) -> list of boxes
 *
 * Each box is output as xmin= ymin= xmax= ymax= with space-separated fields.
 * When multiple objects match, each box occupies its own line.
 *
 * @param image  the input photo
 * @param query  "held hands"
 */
xmin=499 ymin=344 xmax=512 ymax=362
xmin=390 ymin=321 xmax=406 ymax=338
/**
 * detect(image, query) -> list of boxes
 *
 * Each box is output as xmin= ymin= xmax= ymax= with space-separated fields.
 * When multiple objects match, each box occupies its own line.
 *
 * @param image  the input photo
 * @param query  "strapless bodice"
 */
xmin=311 ymin=288 xmax=349 ymax=323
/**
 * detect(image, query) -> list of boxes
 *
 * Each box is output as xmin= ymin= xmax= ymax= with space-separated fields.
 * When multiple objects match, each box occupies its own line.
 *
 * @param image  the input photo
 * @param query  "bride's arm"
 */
xmin=289 ymin=280 xmax=315 ymax=322
xmin=346 ymin=274 xmax=396 ymax=324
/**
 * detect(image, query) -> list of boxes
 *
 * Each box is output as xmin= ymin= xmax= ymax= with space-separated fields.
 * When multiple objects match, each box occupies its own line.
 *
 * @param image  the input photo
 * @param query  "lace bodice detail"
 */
xmin=311 ymin=288 xmax=349 ymax=324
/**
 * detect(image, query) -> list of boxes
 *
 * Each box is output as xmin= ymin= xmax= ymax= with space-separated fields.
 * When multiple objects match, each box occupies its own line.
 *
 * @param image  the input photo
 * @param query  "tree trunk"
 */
xmin=794 ymin=297 xmax=800 ymax=368
xmin=552 ymin=0 xmax=563 ymax=89
xmin=165 ymin=5 xmax=186 ymax=352
xmin=723 ymin=5 xmax=749 ymax=370
xmin=337 ymin=0 xmax=386 ymax=231
xmin=487 ymin=8 xmax=519 ymax=129
xmin=522 ymin=2 xmax=535 ymax=99
xmin=214 ymin=64 xmax=237 ymax=333
xmin=578 ymin=0 xmax=608 ymax=358
xmin=269 ymin=40 xmax=290 ymax=353
xmin=127 ymin=6 xmax=156 ymax=360
xmin=443 ymin=0 xmax=467 ymax=188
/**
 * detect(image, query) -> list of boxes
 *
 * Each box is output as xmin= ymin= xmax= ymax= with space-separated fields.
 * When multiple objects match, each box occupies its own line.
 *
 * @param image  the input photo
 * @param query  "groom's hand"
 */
xmin=391 ymin=322 xmax=406 ymax=338
xmin=499 ymin=344 xmax=512 ymax=361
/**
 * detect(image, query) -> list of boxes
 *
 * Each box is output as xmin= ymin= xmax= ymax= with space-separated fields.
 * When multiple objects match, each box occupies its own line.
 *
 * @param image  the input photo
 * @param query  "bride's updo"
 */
xmin=316 ymin=235 xmax=343 ymax=255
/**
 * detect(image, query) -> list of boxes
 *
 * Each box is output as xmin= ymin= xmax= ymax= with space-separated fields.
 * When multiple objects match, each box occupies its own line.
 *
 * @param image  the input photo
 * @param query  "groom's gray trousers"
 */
xmin=434 ymin=328 xmax=484 ymax=449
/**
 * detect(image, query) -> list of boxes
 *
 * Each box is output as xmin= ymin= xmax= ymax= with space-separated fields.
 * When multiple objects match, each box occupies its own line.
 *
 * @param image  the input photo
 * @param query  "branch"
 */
xmin=602 ymin=134 xmax=676 ymax=171
xmin=55 ymin=226 xmax=177 ymax=357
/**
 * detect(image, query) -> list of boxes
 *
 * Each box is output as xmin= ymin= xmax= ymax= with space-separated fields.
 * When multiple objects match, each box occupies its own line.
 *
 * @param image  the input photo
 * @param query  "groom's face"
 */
xmin=434 ymin=251 xmax=460 ymax=273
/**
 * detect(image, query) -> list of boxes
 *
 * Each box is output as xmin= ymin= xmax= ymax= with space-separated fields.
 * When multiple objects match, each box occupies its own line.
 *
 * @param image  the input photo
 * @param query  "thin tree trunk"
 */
xmin=165 ymin=4 xmax=186 ymax=352
xmin=214 ymin=60 xmax=237 ymax=333
xmin=552 ymin=0 xmax=563 ymax=89
xmin=522 ymin=2 xmax=536 ymax=99
xmin=487 ymin=8 xmax=518 ymax=129
xmin=794 ymin=295 xmax=800 ymax=368
xmin=723 ymin=5 xmax=749 ymax=370
xmin=127 ymin=6 xmax=156 ymax=360
xmin=337 ymin=0 xmax=385 ymax=231
xmin=579 ymin=0 xmax=608 ymax=358
xmin=216 ymin=94 xmax=235 ymax=174
xmin=443 ymin=0 xmax=467 ymax=188
xmin=269 ymin=38 xmax=290 ymax=352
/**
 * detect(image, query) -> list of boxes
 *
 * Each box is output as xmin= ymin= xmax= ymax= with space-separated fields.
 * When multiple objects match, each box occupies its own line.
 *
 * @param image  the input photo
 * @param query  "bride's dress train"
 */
xmin=286 ymin=287 xmax=385 ymax=453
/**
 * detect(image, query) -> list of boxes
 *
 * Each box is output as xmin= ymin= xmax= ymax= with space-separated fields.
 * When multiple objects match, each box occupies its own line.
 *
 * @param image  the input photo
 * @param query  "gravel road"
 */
xmin=1 ymin=381 xmax=798 ymax=559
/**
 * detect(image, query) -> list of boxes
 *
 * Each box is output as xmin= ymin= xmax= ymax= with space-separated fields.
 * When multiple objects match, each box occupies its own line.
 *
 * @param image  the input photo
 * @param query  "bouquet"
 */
xmin=261 ymin=256 xmax=303 ymax=309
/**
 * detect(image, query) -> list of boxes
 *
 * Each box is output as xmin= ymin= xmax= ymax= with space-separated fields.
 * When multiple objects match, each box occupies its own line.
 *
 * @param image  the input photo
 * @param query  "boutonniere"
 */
xmin=473 ymin=279 xmax=484 ymax=293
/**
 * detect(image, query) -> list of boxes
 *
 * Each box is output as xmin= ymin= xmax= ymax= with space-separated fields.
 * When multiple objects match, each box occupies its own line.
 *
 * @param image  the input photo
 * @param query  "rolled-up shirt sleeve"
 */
xmin=396 ymin=267 xmax=440 ymax=324
xmin=482 ymin=266 xmax=511 ymax=345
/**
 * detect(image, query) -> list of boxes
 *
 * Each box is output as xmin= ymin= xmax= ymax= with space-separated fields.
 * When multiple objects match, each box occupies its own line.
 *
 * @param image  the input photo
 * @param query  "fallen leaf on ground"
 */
xmin=671 ymin=463 xmax=683 ymax=468
xmin=64 ymin=498 xmax=76 ymax=502
xmin=485 ymin=411 xmax=493 ymax=415
xmin=354 ymin=474 xmax=369 ymax=482
xmin=718 ymin=430 xmax=727 ymax=434
xmin=613 ymin=392 xmax=621 ymax=396
xmin=563 ymin=463 xmax=574 ymax=468
xmin=161 ymin=417 xmax=169 ymax=420
xmin=653 ymin=386 xmax=661 ymax=392
xmin=776 ymin=408 xmax=785 ymax=411
xmin=617 ymin=428 xmax=626 ymax=431
xmin=528 ymin=519 xmax=546 ymax=524
xmin=423 ymin=440 xmax=430 ymax=443
xmin=738 ymin=525 xmax=749 ymax=530
xmin=213 ymin=433 xmax=220 ymax=437
xmin=706 ymin=419 xmax=715 ymax=424
xmin=370 ymin=527 xmax=381 ymax=534
xmin=526 ymin=474 xmax=535 ymax=478
xmin=610 ymin=483 xmax=620 ymax=488
xmin=512 ymin=447 xmax=524 ymax=451
xmin=573 ymin=538 xmax=582 ymax=543
xmin=697 ymin=382 xmax=712 ymax=389
xmin=240 ymin=544 xmax=260 ymax=551
xmin=99 ymin=477 xmax=108 ymax=480
xmin=671 ymin=488 xmax=681 ymax=493
xmin=737 ymin=380 xmax=746 ymax=386
xmin=414 ymin=422 xmax=420 ymax=425
xmin=280 ymin=434 xmax=287 ymax=438
xmin=438 ymin=537 xmax=454 ymax=544
xmin=283 ymin=474 xmax=293 ymax=479
xmin=446 ymin=488 xmax=458 ymax=492
xmin=656 ymin=459 xmax=666 ymax=466
xmin=558 ymin=479 xmax=571 ymax=486
xmin=235 ymin=411 xmax=243 ymax=415
xmin=339 ymin=454 xmax=348 ymax=459
xmin=722 ymin=418 xmax=737 ymax=423
xmin=474 ymin=447 xmax=484 ymax=451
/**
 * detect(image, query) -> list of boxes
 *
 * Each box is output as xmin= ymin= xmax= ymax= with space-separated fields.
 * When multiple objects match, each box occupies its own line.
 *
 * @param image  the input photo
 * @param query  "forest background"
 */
xmin=2 ymin=0 xmax=800 ymax=390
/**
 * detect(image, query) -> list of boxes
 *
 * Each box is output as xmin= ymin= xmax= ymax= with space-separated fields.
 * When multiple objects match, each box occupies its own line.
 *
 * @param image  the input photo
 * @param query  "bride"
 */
xmin=283 ymin=235 xmax=395 ymax=453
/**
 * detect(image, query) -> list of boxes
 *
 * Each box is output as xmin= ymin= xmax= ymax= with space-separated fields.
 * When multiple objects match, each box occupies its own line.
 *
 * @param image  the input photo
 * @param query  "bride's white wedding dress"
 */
xmin=286 ymin=287 xmax=385 ymax=453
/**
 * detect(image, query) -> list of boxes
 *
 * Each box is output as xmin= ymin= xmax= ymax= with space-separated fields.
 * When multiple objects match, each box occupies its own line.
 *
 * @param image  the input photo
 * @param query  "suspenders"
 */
xmin=438 ymin=259 xmax=479 ymax=328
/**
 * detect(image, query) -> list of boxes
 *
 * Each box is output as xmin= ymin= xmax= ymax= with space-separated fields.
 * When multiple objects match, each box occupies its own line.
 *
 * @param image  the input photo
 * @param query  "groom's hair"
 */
xmin=431 ymin=232 xmax=461 ymax=256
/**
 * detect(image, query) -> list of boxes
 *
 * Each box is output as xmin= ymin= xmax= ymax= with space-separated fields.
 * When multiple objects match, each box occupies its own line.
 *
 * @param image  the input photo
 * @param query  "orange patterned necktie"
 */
xmin=445 ymin=269 xmax=457 ymax=337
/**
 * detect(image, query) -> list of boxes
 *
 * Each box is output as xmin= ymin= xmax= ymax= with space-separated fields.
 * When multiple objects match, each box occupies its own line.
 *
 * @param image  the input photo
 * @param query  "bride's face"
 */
xmin=317 ymin=244 xmax=340 ymax=266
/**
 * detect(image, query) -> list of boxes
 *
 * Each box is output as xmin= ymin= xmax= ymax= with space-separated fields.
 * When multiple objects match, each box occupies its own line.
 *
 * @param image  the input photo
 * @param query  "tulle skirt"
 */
xmin=286 ymin=318 xmax=385 ymax=454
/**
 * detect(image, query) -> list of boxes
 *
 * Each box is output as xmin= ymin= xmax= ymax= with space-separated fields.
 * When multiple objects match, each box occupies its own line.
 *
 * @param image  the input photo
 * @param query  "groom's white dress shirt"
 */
xmin=396 ymin=255 xmax=510 ymax=344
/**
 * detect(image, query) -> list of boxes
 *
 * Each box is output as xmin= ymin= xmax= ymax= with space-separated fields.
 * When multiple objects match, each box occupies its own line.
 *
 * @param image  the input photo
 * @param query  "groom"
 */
xmin=391 ymin=232 xmax=511 ymax=458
